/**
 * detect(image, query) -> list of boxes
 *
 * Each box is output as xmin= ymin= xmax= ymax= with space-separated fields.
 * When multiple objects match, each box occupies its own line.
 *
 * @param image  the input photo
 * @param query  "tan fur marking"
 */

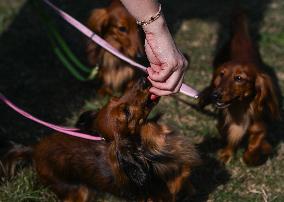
xmin=228 ymin=123 xmax=246 ymax=145
xmin=167 ymin=166 xmax=190 ymax=195
xmin=64 ymin=186 xmax=89 ymax=202
xmin=140 ymin=123 xmax=166 ymax=150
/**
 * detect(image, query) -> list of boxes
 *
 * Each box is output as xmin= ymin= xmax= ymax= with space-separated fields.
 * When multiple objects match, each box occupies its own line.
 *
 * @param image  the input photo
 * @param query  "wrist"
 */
xmin=142 ymin=15 xmax=168 ymax=35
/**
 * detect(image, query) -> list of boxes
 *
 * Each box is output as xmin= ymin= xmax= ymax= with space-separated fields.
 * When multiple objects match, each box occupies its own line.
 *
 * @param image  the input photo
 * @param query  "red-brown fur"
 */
xmin=199 ymin=11 xmax=280 ymax=166
xmin=86 ymin=0 xmax=144 ymax=95
xmin=4 ymin=78 xmax=200 ymax=201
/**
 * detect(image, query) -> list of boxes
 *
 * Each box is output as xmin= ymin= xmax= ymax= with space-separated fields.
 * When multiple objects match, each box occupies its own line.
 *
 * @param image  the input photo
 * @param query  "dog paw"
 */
xmin=242 ymin=150 xmax=268 ymax=167
xmin=218 ymin=149 xmax=233 ymax=164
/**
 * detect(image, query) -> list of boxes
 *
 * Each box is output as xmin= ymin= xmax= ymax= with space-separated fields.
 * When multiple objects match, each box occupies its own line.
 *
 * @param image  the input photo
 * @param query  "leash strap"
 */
xmin=0 ymin=93 xmax=104 ymax=141
xmin=43 ymin=0 xmax=199 ymax=99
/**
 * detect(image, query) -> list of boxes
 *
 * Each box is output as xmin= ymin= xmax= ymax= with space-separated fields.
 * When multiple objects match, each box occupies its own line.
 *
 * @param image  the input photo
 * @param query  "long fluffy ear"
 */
xmin=87 ymin=8 xmax=109 ymax=34
xmin=75 ymin=110 xmax=98 ymax=132
xmin=115 ymin=140 xmax=149 ymax=187
xmin=254 ymin=73 xmax=280 ymax=120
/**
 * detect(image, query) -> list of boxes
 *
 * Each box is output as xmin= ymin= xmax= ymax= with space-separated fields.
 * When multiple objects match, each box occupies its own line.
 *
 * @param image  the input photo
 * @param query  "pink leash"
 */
xmin=0 ymin=0 xmax=199 ymax=141
xmin=43 ymin=0 xmax=199 ymax=99
xmin=0 ymin=93 xmax=104 ymax=141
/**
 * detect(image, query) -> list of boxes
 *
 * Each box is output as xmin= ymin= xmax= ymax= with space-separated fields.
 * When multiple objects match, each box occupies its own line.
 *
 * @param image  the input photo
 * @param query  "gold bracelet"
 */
xmin=136 ymin=4 xmax=162 ymax=26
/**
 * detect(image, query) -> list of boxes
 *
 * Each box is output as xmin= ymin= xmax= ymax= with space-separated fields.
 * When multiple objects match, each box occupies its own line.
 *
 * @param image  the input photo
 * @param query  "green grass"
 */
xmin=0 ymin=0 xmax=284 ymax=201
xmin=0 ymin=168 xmax=57 ymax=202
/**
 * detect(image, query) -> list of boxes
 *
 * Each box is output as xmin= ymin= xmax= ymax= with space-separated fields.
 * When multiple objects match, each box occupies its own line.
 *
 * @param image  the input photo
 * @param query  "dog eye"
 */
xmin=118 ymin=26 xmax=128 ymax=33
xmin=220 ymin=72 xmax=225 ymax=77
xmin=123 ymin=105 xmax=131 ymax=118
xmin=234 ymin=76 xmax=242 ymax=82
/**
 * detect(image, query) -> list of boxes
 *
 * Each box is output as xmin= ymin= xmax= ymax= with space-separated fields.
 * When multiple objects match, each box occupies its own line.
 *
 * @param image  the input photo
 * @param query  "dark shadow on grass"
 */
xmin=189 ymin=158 xmax=230 ymax=202
xmin=268 ymin=110 xmax=284 ymax=155
xmin=181 ymin=145 xmax=230 ymax=202
xmin=162 ymin=0 xmax=271 ymax=50
xmin=179 ymin=137 xmax=230 ymax=202
xmin=0 ymin=0 xmax=108 ymax=145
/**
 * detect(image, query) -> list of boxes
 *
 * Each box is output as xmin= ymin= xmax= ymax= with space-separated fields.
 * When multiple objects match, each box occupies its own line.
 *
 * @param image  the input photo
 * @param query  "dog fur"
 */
xmin=3 ymin=78 xmax=200 ymax=202
xmin=86 ymin=0 xmax=144 ymax=95
xmin=199 ymin=10 xmax=280 ymax=166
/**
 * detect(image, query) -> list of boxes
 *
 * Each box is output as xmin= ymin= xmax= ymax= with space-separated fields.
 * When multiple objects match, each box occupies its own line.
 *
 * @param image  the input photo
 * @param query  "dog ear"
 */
xmin=115 ymin=141 xmax=149 ymax=187
xmin=254 ymin=73 xmax=280 ymax=120
xmin=87 ymin=8 xmax=109 ymax=34
xmin=75 ymin=110 xmax=98 ymax=131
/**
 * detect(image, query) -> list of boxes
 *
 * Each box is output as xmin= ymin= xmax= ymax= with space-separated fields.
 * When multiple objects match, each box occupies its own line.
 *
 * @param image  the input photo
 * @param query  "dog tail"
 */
xmin=229 ymin=9 xmax=261 ymax=63
xmin=0 ymin=142 xmax=33 ymax=179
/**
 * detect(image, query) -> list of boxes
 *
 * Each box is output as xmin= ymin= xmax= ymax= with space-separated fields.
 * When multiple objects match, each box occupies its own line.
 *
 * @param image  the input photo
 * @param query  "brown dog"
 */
xmin=199 ymin=11 xmax=280 ymax=166
xmin=86 ymin=0 xmax=144 ymax=95
xmin=4 ymin=78 xmax=200 ymax=201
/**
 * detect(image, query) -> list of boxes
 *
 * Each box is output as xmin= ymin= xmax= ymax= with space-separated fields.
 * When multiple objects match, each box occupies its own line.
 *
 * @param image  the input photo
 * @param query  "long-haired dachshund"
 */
xmin=199 ymin=11 xmax=280 ymax=166
xmin=3 ymin=78 xmax=200 ymax=201
xmin=86 ymin=0 xmax=144 ymax=95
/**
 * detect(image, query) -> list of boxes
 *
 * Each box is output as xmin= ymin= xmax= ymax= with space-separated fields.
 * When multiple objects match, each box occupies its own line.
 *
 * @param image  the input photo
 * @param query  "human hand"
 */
xmin=143 ymin=17 xmax=189 ymax=98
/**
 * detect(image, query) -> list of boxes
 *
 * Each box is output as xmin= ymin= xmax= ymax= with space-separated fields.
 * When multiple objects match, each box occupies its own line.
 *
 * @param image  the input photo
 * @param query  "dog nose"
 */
xmin=136 ymin=52 xmax=143 ymax=59
xmin=135 ymin=53 xmax=149 ymax=67
xmin=140 ymin=77 xmax=151 ymax=89
xmin=211 ymin=90 xmax=221 ymax=101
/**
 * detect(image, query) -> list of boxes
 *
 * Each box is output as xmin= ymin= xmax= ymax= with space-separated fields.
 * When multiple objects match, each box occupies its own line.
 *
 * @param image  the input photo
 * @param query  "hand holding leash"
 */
xmin=120 ymin=0 xmax=190 ymax=98
xmin=143 ymin=16 xmax=189 ymax=97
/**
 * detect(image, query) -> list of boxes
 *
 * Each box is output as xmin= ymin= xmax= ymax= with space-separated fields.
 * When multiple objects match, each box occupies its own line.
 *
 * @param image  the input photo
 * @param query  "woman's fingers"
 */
xmin=149 ymin=87 xmax=173 ymax=96
xmin=148 ymin=70 xmax=184 ymax=95
xmin=147 ymin=68 xmax=183 ymax=91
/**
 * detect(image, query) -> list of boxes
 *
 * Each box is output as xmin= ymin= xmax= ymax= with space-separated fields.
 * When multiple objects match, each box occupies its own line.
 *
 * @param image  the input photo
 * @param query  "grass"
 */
xmin=0 ymin=168 xmax=57 ymax=202
xmin=0 ymin=0 xmax=283 ymax=201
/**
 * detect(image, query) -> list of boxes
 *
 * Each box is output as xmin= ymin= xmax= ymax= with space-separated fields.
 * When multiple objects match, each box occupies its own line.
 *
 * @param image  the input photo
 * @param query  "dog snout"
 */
xmin=139 ymin=77 xmax=151 ymax=89
xmin=136 ymin=52 xmax=143 ymax=59
xmin=211 ymin=90 xmax=222 ymax=102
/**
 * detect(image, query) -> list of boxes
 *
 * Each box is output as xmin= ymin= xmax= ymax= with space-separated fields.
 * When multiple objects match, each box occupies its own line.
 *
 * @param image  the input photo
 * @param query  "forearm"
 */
xmin=120 ymin=0 xmax=168 ymax=35
xmin=120 ymin=0 xmax=160 ymax=22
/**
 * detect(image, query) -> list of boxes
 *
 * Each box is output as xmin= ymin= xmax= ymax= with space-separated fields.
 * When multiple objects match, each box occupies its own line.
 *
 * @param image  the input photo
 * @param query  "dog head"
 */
xmin=93 ymin=78 xmax=158 ymax=189
xmin=210 ymin=62 xmax=280 ymax=118
xmin=94 ymin=78 xmax=158 ymax=141
xmin=87 ymin=0 xmax=143 ymax=62
xmin=210 ymin=62 xmax=256 ymax=108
